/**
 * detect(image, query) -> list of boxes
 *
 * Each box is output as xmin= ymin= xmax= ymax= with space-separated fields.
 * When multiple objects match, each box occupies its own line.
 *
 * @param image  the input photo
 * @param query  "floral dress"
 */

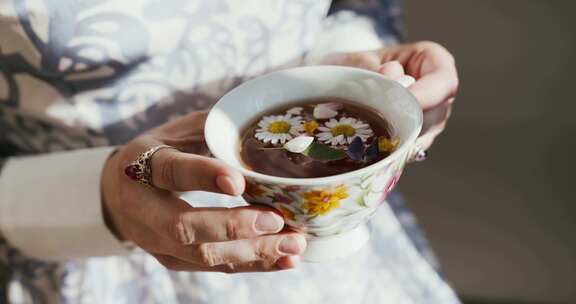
xmin=0 ymin=0 xmax=460 ymax=303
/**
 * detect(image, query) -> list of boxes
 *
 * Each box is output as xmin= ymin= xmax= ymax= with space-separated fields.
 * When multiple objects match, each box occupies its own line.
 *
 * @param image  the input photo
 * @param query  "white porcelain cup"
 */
xmin=205 ymin=66 xmax=423 ymax=262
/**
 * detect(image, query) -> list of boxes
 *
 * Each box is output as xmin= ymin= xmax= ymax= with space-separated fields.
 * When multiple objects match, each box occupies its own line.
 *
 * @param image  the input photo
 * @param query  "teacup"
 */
xmin=205 ymin=66 xmax=422 ymax=262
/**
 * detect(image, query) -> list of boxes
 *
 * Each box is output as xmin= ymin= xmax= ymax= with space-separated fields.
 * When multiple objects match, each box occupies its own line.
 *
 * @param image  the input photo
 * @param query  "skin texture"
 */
xmin=101 ymin=41 xmax=458 ymax=274
xmin=102 ymin=111 xmax=306 ymax=273
xmin=315 ymin=41 xmax=459 ymax=150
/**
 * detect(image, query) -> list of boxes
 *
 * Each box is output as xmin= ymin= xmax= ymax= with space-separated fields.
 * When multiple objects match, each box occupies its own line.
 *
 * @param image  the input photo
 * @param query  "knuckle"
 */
xmin=225 ymin=217 xmax=240 ymax=240
xmin=417 ymin=40 xmax=444 ymax=52
xmin=418 ymin=41 xmax=456 ymax=64
xmin=253 ymin=239 xmax=274 ymax=261
xmin=199 ymin=243 xmax=219 ymax=267
xmin=169 ymin=213 xmax=194 ymax=245
xmin=160 ymin=153 xmax=179 ymax=189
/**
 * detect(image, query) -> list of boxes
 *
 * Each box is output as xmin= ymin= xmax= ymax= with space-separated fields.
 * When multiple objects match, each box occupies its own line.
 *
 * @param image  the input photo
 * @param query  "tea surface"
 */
xmin=240 ymin=99 xmax=398 ymax=178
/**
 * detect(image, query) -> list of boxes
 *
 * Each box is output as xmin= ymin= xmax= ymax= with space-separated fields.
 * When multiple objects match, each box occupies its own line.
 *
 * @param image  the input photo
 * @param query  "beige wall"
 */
xmin=400 ymin=0 xmax=576 ymax=302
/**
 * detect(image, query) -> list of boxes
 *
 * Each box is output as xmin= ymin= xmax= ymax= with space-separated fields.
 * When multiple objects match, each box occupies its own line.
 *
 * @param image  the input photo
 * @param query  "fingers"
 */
xmin=150 ymin=147 xmax=244 ymax=194
xmin=415 ymin=98 xmax=453 ymax=150
xmin=378 ymin=60 xmax=405 ymax=79
xmin=421 ymin=98 xmax=453 ymax=135
xmin=409 ymin=70 xmax=458 ymax=110
xmin=135 ymin=191 xmax=285 ymax=245
xmin=162 ymin=205 xmax=286 ymax=245
xmin=379 ymin=41 xmax=459 ymax=110
xmin=154 ymin=254 xmax=300 ymax=273
xmin=170 ymin=233 xmax=306 ymax=267
xmin=406 ymin=42 xmax=458 ymax=109
xmin=126 ymin=203 xmax=304 ymax=273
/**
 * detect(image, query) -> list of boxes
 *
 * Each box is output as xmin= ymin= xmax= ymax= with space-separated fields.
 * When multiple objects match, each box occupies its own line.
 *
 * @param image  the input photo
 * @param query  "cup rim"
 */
xmin=205 ymin=65 xmax=423 ymax=185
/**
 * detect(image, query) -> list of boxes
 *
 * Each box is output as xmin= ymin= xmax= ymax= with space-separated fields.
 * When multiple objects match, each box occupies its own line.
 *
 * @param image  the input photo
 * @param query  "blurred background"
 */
xmin=399 ymin=0 xmax=576 ymax=303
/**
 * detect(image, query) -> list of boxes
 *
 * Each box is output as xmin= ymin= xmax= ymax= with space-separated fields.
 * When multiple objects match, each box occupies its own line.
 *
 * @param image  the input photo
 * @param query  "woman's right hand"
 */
xmin=100 ymin=111 xmax=306 ymax=273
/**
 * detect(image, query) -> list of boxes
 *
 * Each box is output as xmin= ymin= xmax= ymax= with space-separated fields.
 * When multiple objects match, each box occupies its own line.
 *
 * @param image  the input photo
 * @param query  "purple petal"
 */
xmin=346 ymin=136 xmax=364 ymax=161
xmin=364 ymin=138 xmax=379 ymax=162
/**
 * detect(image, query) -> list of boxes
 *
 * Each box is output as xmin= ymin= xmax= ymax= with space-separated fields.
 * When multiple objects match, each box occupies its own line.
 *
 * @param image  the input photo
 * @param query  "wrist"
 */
xmin=100 ymin=149 xmax=126 ymax=241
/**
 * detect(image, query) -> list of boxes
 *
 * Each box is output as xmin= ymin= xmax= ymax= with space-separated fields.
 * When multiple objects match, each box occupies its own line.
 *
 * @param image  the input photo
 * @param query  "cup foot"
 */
xmin=301 ymin=224 xmax=370 ymax=263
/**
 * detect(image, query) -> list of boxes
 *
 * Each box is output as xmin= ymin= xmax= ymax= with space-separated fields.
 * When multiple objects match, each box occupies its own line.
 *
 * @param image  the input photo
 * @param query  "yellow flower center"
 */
xmin=331 ymin=124 xmax=356 ymax=137
xmin=303 ymin=120 xmax=319 ymax=135
xmin=303 ymin=185 xmax=348 ymax=216
xmin=378 ymin=136 xmax=400 ymax=153
xmin=267 ymin=121 xmax=291 ymax=134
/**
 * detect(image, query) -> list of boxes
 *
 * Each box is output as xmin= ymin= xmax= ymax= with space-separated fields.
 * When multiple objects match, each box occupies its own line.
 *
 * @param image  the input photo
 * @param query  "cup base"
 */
xmin=301 ymin=224 xmax=370 ymax=263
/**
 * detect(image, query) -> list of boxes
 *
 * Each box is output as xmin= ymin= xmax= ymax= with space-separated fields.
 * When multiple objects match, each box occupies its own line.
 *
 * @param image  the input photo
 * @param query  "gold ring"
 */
xmin=124 ymin=145 xmax=175 ymax=186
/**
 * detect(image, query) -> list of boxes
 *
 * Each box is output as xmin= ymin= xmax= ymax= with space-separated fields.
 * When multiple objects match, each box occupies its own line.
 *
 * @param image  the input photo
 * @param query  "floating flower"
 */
xmin=284 ymin=135 xmax=314 ymax=153
xmin=378 ymin=136 xmax=400 ymax=153
xmin=346 ymin=136 xmax=379 ymax=162
xmin=255 ymin=114 xmax=303 ymax=145
xmin=317 ymin=117 xmax=374 ymax=146
xmin=302 ymin=120 xmax=319 ymax=135
xmin=302 ymin=185 xmax=348 ymax=216
xmin=313 ymin=102 xmax=342 ymax=119
xmin=286 ymin=107 xmax=303 ymax=116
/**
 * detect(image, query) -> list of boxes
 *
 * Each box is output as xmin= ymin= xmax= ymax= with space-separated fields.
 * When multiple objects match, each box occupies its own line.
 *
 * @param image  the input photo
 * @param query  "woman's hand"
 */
xmin=314 ymin=41 xmax=459 ymax=150
xmin=101 ymin=111 xmax=306 ymax=273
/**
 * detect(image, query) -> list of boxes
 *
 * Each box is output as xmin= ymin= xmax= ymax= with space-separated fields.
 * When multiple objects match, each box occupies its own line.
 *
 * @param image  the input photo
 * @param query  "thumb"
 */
xmin=143 ymin=147 xmax=245 ymax=195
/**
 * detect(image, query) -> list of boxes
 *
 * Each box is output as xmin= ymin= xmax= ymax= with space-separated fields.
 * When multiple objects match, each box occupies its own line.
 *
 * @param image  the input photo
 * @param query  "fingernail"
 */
xmin=276 ymin=255 xmax=301 ymax=269
xmin=255 ymin=212 xmax=283 ymax=233
xmin=216 ymin=175 xmax=239 ymax=195
xmin=278 ymin=235 xmax=306 ymax=255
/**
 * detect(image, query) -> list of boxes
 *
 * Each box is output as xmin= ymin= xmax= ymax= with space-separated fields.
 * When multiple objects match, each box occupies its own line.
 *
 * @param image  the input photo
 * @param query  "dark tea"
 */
xmin=240 ymin=99 xmax=399 ymax=178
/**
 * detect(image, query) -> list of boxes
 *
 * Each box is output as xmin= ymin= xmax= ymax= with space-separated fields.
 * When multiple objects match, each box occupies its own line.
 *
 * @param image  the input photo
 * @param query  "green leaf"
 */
xmin=303 ymin=142 xmax=347 ymax=161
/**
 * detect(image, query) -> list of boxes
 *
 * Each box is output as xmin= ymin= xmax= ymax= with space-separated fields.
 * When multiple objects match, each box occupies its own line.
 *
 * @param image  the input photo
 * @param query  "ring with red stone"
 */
xmin=124 ymin=145 xmax=175 ymax=186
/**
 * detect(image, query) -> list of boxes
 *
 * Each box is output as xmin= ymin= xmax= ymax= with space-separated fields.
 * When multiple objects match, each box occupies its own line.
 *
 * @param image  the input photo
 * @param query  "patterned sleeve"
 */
xmin=328 ymin=0 xmax=405 ymax=41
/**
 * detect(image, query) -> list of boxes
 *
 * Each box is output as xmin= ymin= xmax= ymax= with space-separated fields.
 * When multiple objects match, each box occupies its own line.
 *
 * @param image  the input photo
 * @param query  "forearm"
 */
xmin=0 ymin=147 xmax=131 ymax=261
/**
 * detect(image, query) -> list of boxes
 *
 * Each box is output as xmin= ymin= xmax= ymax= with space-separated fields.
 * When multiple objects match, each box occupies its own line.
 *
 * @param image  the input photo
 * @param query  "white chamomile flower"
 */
xmin=255 ymin=114 xmax=303 ymax=145
xmin=317 ymin=117 xmax=374 ymax=146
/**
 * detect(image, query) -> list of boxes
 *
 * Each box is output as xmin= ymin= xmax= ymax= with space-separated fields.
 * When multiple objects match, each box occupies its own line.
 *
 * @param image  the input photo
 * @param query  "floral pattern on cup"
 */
xmin=242 ymin=161 xmax=405 ymax=238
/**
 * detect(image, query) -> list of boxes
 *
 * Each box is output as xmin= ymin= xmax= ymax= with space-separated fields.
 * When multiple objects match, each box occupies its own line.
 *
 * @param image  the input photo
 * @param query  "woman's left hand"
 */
xmin=313 ymin=41 xmax=459 ymax=151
